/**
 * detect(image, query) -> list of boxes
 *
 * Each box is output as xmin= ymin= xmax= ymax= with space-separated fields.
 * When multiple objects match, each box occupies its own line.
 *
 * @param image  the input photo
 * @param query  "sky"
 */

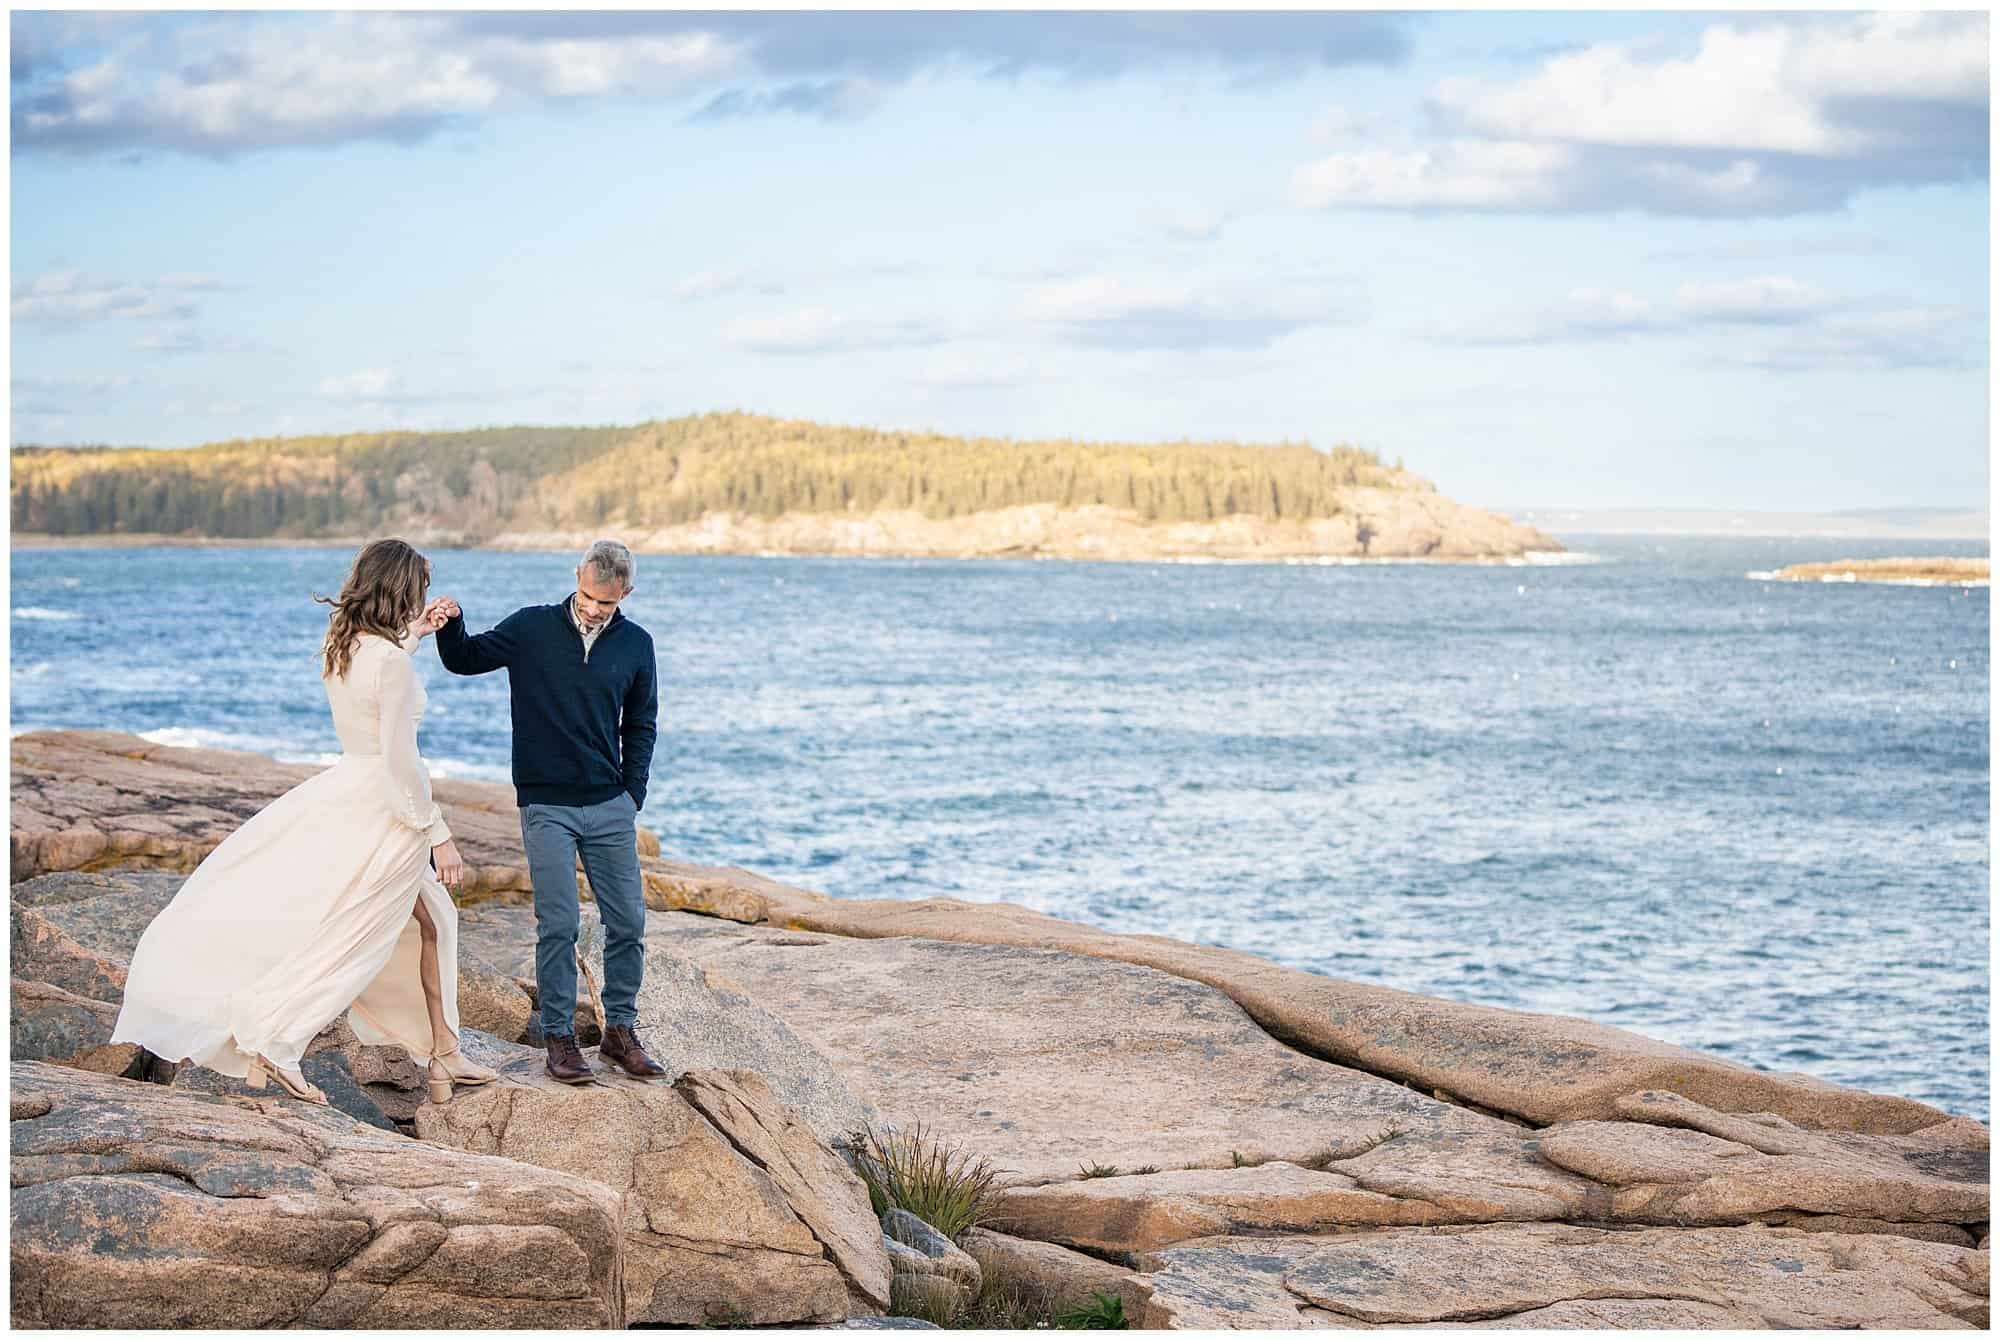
xmin=8 ymin=8 xmax=1991 ymax=512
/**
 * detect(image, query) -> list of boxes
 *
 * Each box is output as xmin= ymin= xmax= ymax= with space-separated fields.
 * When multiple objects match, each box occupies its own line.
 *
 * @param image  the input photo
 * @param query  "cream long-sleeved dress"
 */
xmin=111 ymin=629 xmax=462 ymax=1076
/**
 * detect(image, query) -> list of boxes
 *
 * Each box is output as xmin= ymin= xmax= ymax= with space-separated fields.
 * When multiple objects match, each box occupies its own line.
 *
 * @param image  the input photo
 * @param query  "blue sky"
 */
xmin=9 ymin=9 xmax=1990 ymax=511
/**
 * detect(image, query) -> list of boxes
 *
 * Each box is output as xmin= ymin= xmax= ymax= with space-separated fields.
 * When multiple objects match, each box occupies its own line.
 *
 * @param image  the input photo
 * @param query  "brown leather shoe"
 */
xmin=545 ymin=1033 xmax=595 ymax=1084
xmin=599 ymin=1024 xmax=668 ymax=1078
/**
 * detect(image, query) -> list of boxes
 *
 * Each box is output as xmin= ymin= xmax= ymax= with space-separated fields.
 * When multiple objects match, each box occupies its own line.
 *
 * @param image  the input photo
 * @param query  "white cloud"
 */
xmin=671 ymin=268 xmax=782 ymax=300
xmin=13 ymin=12 xmax=1415 ymax=155
xmin=311 ymin=366 xmax=540 ymax=413
xmin=163 ymin=396 xmax=257 ymax=417
xmin=1723 ymin=305 xmax=1985 ymax=372
xmin=319 ymin=368 xmax=403 ymax=398
xmin=1296 ymin=12 xmax=1988 ymax=218
xmin=505 ymin=34 xmax=741 ymax=98
xmin=1432 ymin=12 xmax=1986 ymax=158
xmin=135 ymin=329 xmax=261 ymax=355
xmin=1021 ymin=273 xmax=1351 ymax=350
xmin=15 ymin=13 xmax=743 ymax=154
xmin=1150 ymin=203 xmax=1229 ymax=243
xmin=1559 ymin=288 xmax=1658 ymax=332
xmin=691 ymin=77 xmax=884 ymax=123
xmin=1022 ymin=276 xmax=1195 ymax=323
xmin=1431 ymin=287 xmax=1664 ymax=345
xmin=1431 ymin=275 xmax=1980 ymax=372
xmin=723 ymin=307 xmax=942 ymax=354
xmin=11 ymin=372 xmax=140 ymax=394
xmin=11 ymin=270 xmax=211 ymax=324
xmin=1673 ymin=276 xmax=1832 ymax=325
xmin=1291 ymin=140 xmax=1573 ymax=210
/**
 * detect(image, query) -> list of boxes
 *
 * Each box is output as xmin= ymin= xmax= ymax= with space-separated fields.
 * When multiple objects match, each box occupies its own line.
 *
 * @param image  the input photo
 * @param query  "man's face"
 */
xmin=573 ymin=567 xmax=630 ymax=629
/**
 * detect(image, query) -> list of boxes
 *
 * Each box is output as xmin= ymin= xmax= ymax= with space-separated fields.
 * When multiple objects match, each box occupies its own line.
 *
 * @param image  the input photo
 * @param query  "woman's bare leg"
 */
xmin=411 ymin=894 xmax=496 ymax=1098
xmin=411 ymin=897 xmax=453 ymax=1053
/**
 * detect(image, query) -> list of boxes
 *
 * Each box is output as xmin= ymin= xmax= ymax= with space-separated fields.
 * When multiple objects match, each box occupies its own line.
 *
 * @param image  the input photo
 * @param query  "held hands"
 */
xmin=409 ymin=596 xmax=458 ymax=642
xmin=432 ymin=838 xmax=465 ymax=889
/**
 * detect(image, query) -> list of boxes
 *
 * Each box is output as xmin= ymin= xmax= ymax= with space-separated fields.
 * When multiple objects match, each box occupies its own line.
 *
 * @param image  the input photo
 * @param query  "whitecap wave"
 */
xmin=140 ymin=725 xmax=332 ymax=758
xmin=14 ymin=607 xmax=81 ymax=622
xmin=427 ymin=756 xmax=512 ymax=783
xmin=1512 ymin=550 xmax=1605 ymax=566
xmin=1745 ymin=570 xmax=1988 ymax=588
xmin=136 ymin=724 xmax=496 ymax=774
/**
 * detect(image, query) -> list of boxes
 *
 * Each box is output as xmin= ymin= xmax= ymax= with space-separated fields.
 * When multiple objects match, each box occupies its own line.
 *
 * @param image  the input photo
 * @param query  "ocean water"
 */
xmin=10 ymin=535 xmax=1990 ymax=1121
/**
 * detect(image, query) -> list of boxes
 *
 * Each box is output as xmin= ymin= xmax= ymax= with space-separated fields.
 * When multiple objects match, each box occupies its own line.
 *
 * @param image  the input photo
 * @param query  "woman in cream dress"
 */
xmin=112 ymin=539 xmax=499 ymax=1105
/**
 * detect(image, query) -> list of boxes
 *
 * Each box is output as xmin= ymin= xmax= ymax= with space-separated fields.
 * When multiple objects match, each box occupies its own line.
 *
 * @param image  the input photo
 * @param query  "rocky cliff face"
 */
xmin=485 ymin=493 xmax=1563 ymax=562
xmin=9 ymin=731 xmax=1987 ymax=1329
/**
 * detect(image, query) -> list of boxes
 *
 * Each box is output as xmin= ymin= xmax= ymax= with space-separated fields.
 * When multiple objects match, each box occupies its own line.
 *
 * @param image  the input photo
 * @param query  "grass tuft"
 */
xmin=1078 ymin=1162 xmax=1121 ymax=1179
xmin=1300 ymin=1122 xmax=1405 ymax=1169
xmin=839 ymin=1120 xmax=1005 ymax=1240
xmin=955 ymin=1250 xmax=1132 ymax=1330
xmin=890 ymin=1275 xmax=966 ymax=1326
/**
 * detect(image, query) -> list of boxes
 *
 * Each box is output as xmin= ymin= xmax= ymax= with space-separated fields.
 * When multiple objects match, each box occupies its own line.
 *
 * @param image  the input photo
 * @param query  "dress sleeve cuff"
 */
xmin=426 ymin=812 xmax=452 ymax=847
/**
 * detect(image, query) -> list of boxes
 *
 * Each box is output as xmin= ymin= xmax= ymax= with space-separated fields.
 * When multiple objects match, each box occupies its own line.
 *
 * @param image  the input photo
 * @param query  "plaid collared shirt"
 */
xmin=566 ymin=593 xmax=608 ymax=659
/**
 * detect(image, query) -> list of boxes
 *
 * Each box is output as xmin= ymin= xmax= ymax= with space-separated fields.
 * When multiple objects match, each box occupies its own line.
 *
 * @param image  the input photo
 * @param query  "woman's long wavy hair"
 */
xmin=314 ymin=539 xmax=431 ymax=680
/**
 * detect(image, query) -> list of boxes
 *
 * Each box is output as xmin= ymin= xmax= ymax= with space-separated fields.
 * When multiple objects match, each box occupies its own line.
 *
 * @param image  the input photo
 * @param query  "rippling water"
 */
xmin=10 ymin=535 xmax=1989 ymax=1120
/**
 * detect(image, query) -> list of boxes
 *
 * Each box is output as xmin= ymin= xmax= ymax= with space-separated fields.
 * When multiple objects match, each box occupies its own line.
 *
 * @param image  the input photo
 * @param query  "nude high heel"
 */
xmin=246 ymin=1054 xmax=329 ymax=1105
xmin=427 ymin=1035 xmax=499 ymax=1104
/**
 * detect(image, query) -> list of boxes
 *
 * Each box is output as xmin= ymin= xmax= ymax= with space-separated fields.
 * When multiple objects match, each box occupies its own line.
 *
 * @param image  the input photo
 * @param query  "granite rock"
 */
xmin=9 ymin=1061 xmax=625 ymax=1328
xmin=413 ymin=1035 xmax=891 ymax=1325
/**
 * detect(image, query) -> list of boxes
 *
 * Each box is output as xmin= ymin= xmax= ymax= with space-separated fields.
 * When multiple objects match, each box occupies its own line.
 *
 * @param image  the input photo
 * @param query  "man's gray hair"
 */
xmin=580 ymin=538 xmax=634 ymax=589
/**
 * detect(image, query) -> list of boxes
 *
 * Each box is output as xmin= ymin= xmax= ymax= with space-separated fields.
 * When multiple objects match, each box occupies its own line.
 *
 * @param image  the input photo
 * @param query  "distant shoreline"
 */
xmin=13 ymin=533 xmax=368 ymax=550
xmin=1751 ymin=556 xmax=1990 ymax=587
xmin=8 ymin=497 xmax=1565 ymax=565
xmin=8 ymin=531 xmax=1591 ymax=568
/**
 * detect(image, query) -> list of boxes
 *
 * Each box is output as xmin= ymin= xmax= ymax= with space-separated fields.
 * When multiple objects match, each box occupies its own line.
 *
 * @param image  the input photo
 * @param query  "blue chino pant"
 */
xmin=518 ymin=793 xmax=646 ymax=1037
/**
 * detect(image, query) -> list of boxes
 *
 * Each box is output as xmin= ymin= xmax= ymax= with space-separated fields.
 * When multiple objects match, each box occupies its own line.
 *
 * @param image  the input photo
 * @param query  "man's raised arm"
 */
xmin=435 ymin=602 xmax=520 ymax=676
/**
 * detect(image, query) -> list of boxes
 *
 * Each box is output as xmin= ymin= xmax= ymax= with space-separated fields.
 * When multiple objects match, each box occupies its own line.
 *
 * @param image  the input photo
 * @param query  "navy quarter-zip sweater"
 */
xmin=436 ymin=594 xmax=659 ymax=811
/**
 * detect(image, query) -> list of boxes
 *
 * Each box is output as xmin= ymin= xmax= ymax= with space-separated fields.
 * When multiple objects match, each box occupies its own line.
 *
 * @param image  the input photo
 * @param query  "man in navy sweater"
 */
xmin=431 ymin=539 xmax=663 ymax=1084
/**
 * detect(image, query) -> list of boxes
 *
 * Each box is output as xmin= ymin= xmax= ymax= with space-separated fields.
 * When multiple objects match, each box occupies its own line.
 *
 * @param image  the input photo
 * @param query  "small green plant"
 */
xmin=1129 ymin=1164 xmax=1159 ymax=1176
xmin=1055 ymin=1290 xmax=1129 ymax=1329
xmin=1078 ymin=1162 xmax=1120 ymax=1179
xmin=1301 ymin=1123 xmax=1405 ymax=1169
xmin=1230 ymin=1149 xmax=1270 ymax=1168
xmin=839 ymin=1119 xmax=1004 ymax=1240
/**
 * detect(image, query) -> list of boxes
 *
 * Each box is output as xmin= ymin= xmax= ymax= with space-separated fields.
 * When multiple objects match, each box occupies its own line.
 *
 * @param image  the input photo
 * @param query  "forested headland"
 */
xmin=11 ymin=412 xmax=1560 ymax=560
